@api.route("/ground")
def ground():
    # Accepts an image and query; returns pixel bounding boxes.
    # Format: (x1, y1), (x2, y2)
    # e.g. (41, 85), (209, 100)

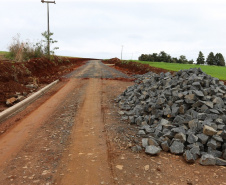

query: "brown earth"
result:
(103, 58), (173, 75)
(0, 60), (225, 185)
(0, 57), (92, 112)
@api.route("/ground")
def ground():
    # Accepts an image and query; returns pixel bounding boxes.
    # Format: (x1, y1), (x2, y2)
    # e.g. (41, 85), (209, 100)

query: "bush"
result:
(7, 34), (45, 62)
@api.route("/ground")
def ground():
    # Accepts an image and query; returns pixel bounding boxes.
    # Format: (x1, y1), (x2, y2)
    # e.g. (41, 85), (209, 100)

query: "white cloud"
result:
(1, 1), (226, 60)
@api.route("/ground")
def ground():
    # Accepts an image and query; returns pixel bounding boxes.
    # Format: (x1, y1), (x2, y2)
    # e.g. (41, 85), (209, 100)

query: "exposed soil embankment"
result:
(0, 57), (90, 110)
(103, 58), (173, 75)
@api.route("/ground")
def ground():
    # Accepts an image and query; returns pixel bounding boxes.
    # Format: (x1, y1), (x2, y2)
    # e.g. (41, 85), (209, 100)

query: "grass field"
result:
(0, 51), (8, 54)
(0, 51), (9, 60)
(133, 60), (226, 80)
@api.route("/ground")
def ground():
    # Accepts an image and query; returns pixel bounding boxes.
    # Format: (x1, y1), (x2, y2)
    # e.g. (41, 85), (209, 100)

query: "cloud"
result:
(1, 1), (226, 60)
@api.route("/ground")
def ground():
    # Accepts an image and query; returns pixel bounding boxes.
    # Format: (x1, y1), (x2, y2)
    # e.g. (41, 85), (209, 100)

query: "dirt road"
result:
(0, 60), (225, 185)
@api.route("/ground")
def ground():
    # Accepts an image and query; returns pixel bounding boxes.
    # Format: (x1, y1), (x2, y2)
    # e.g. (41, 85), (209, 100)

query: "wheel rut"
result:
(55, 78), (114, 185)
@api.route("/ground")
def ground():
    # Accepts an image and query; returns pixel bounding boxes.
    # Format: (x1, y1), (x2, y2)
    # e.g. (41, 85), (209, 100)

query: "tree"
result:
(206, 52), (215, 65)
(41, 31), (59, 56)
(158, 51), (168, 62)
(215, 53), (225, 66)
(178, 55), (188, 64)
(152, 53), (158, 62)
(188, 59), (194, 64)
(139, 54), (149, 61)
(196, 51), (205, 65)
(171, 57), (178, 63)
(157, 51), (172, 62)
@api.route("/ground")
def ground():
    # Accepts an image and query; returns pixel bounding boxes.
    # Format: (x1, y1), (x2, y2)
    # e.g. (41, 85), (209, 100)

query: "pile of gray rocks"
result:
(116, 68), (226, 166)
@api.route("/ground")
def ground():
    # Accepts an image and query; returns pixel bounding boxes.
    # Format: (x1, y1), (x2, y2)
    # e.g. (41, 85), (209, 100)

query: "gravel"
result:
(117, 68), (226, 165)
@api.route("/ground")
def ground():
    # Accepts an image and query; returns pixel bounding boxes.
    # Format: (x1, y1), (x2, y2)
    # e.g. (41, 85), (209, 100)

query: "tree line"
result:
(138, 51), (225, 66)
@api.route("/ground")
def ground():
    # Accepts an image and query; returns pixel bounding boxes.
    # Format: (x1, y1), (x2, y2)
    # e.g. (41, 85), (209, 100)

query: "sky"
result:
(1, 0), (226, 60)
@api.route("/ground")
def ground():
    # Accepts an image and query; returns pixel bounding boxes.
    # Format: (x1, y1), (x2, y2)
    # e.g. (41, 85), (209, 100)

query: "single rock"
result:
(203, 125), (217, 136)
(194, 90), (204, 97)
(215, 158), (226, 166)
(6, 97), (17, 106)
(187, 134), (198, 144)
(213, 97), (224, 108)
(161, 141), (170, 152)
(145, 146), (161, 155)
(207, 139), (218, 150)
(196, 133), (209, 145)
(188, 119), (198, 129)
(173, 115), (185, 125)
(142, 138), (148, 148)
(118, 111), (125, 115)
(174, 132), (186, 143)
(148, 137), (159, 147)
(183, 150), (195, 163)
(199, 154), (216, 166)
(190, 145), (200, 160)
(129, 116), (135, 124)
(135, 116), (143, 125)
(160, 119), (169, 126)
(185, 94), (196, 101)
(212, 135), (223, 142)
(137, 130), (146, 135)
(170, 141), (184, 154)
(201, 101), (213, 109)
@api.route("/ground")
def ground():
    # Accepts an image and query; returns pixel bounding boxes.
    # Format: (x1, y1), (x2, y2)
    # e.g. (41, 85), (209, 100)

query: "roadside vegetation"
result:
(134, 60), (226, 80)
(0, 51), (9, 60)
(0, 51), (9, 54)
(5, 32), (58, 62)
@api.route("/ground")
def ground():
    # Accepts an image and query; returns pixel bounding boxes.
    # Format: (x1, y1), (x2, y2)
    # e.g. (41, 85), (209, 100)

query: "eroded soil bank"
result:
(0, 57), (92, 111)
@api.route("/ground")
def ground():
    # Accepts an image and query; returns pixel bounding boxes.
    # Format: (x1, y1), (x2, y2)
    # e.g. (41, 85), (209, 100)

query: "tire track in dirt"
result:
(55, 78), (114, 184)
(54, 60), (131, 184)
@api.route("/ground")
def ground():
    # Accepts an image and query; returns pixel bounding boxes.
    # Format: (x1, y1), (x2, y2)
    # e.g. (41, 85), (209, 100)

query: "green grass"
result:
(132, 60), (226, 80)
(0, 51), (9, 60)
(0, 51), (9, 54)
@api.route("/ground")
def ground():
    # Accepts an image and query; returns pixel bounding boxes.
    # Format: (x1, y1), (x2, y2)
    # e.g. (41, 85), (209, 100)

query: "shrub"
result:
(7, 34), (45, 62)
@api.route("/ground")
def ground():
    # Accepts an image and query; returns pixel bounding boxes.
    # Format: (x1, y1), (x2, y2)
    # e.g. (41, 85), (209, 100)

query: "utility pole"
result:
(121, 45), (123, 60)
(41, 0), (56, 58)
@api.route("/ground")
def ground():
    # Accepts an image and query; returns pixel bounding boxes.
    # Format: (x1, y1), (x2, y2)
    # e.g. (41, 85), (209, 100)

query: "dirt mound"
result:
(104, 58), (172, 75)
(0, 57), (89, 109)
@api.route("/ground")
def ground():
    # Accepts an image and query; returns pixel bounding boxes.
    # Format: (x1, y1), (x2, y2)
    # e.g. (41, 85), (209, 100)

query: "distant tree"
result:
(139, 54), (149, 61)
(152, 53), (158, 61)
(188, 59), (194, 64)
(196, 51), (205, 65)
(157, 51), (172, 62)
(158, 51), (167, 62)
(171, 57), (178, 63)
(215, 53), (225, 66)
(166, 54), (172, 63)
(178, 55), (188, 64)
(206, 52), (215, 65)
